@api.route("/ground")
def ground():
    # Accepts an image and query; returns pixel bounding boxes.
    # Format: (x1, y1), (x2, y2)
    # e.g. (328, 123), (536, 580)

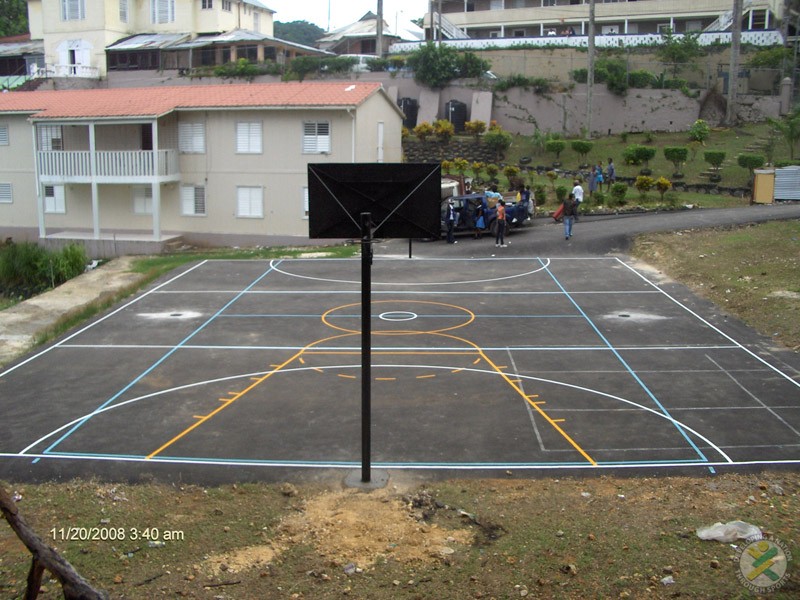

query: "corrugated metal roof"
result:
(0, 39), (44, 57)
(0, 81), (388, 119)
(165, 29), (328, 54)
(774, 166), (800, 201)
(107, 33), (191, 51)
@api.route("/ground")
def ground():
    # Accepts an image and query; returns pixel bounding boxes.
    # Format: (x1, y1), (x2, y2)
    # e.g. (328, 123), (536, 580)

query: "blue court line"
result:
(34, 261), (283, 462)
(30, 451), (712, 469)
(537, 258), (715, 473)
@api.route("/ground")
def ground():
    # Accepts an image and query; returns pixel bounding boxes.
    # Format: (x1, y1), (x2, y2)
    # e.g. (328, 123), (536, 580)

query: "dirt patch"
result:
(272, 488), (472, 570)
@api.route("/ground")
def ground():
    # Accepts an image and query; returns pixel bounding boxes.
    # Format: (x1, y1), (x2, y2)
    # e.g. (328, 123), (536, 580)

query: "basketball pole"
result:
(360, 212), (373, 482)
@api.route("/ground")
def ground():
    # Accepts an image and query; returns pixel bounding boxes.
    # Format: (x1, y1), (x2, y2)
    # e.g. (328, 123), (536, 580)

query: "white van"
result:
(340, 54), (376, 73)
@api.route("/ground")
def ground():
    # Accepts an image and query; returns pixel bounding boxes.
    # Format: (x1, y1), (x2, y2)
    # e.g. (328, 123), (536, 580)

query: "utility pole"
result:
(726, 0), (743, 125)
(377, 0), (384, 56)
(586, 0), (596, 138)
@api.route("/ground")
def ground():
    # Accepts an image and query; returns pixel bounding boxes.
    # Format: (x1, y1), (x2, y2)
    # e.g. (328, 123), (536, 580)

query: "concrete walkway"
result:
(1, 203), (799, 369)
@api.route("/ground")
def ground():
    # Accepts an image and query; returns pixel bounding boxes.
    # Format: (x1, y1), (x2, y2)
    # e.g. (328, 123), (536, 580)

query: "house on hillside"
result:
(0, 81), (405, 255)
(15, 0), (324, 82)
(424, 0), (785, 40)
(316, 11), (423, 55)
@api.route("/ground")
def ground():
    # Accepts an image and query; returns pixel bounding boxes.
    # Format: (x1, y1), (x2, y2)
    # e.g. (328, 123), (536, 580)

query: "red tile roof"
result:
(0, 82), (387, 119)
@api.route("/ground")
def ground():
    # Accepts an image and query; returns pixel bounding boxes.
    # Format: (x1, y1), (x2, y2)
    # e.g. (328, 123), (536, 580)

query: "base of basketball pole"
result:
(344, 469), (389, 490)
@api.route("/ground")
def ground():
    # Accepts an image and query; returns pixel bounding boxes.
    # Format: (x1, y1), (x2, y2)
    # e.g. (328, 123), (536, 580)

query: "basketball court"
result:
(1, 255), (799, 483)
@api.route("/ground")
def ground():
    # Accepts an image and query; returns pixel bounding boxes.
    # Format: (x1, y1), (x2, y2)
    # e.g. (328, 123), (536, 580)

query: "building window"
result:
(0, 183), (12, 204)
(302, 122), (330, 154)
(44, 185), (66, 214)
(151, 0), (175, 24)
(181, 185), (206, 216)
(38, 125), (63, 151)
(236, 122), (262, 154)
(61, 0), (86, 21)
(222, 0), (231, 11)
(0, 124), (8, 146)
(513, 29), (526, 37)
(133, 186), (153, 214)
(119, 0), (127, 22)
(303, 186), (309, 218)
(236, 186), (263, 218)
(253, 12), (260, 31)
(178, 122), (205, 153)
(202, 0), (212, 9)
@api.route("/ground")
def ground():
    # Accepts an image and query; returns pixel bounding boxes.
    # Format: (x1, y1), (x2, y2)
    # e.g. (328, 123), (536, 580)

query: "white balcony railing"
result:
(31, 64), (100, 79)
(37, 150), (179, 181)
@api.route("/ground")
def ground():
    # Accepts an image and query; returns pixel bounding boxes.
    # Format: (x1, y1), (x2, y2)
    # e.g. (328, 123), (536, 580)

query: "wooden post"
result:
(0, 485), (109, 600)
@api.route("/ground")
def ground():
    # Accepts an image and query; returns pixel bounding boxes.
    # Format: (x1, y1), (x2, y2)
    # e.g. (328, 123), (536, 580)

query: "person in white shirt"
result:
(572, 179), (584, 221)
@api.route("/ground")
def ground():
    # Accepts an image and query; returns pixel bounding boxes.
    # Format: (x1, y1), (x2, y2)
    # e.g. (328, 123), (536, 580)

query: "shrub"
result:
(610, 182), (628, 207)
(486, 163), (500, 180)
(737, 153), (766, 179)
(703, 150), (726, 173)
(546, 170), (559, 191)
(592, 190), (607, 206)
(545, 139), (566, 162)
(571, 68), (588, 83)
(503, 165), (522, 187)
(471, 161), (486, 181)
(483, 126), (513, 161)
(434, 119), (455, 143)
(413, 121), (434, 142)
(441, 159), (453, 174)
(453, 157), (470, 177)
(623, 144), (656, 168)
(571, 140), (594, 165)
(533, 184), (547, 206)
(0, 242), (86, 298)
(634, 175), (655, 200)
(464, 120), (487, 141)
(555, 185), (568, 204)
(664, 146), (689, 174)
(688, 119), (710, 143)
(495, 75), (551, 94)
(628, 70), (654, 88)
(655, 176), (673, 202)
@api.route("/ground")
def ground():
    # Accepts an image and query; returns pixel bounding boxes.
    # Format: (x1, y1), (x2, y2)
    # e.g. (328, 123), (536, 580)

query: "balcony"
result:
(37, 150), (180, 184)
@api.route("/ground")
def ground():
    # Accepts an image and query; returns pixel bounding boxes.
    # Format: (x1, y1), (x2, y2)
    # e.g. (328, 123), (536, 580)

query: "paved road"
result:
(376, 203), (800, 258)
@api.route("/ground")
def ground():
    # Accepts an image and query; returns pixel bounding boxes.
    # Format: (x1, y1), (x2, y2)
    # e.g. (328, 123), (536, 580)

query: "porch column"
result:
(89, 123), (100, 239)
(32, 125), (45, 239)
(151, 120), (161, 240)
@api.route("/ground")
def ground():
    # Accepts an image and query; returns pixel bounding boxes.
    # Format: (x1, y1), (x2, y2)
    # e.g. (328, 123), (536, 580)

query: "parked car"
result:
(440, 193), (528, 238)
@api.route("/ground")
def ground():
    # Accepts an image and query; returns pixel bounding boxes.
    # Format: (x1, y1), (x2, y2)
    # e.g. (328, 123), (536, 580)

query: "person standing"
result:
(562, 192), (577, 240)
(445, 199), (458, 244)
(495, 200), (507, 247)
(606, 157), (616, 192)
(588, 164), (598, 198)
(595, 160), (604, 192)
(572, 178), (584, 220)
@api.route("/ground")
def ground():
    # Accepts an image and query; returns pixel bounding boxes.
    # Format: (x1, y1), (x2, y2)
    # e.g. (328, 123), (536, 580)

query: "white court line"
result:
(17, 364), (733, 464)
(0, 261), (209, 379)
(267, 257), (553, 286)
(617, 257), (800, 389)
(706, 354), (800, 438)
(507, 348), (546, 452)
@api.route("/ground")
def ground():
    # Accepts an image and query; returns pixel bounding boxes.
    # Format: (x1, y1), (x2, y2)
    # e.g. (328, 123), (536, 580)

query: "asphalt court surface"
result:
(1, 256), (799, 482)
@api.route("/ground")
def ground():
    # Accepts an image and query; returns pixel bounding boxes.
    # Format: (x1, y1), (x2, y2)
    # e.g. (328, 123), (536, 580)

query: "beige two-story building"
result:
(0, 81), (405, 255)
(25, 0), (279, 78)
(427, 0), (786, 39)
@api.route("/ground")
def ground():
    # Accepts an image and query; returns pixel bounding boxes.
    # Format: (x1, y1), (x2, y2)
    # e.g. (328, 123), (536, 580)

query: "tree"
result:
(571, 140), (594, 167)
(725, 0), (743, 126)
(768, 109), (800, 160)
(405, 42), (489, 88)
(434, 119), (455, 144)
(663, 146), (689, 177)
(483, 126), (512, 161)
(703, 150), (726, 179)
(0, 0), (28, 37)
(545, 139), (566, 164)
(737, 153), (765, 180)
(464, 120), (487, 142)
(655, 176), (673, 203)
(656, 27), (702, 77)
(273, 21), (325, 47)
(413, 121), (434, 143)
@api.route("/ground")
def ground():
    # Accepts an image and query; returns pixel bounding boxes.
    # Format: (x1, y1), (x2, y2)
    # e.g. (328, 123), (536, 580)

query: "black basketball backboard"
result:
(308, 163), (441, 239)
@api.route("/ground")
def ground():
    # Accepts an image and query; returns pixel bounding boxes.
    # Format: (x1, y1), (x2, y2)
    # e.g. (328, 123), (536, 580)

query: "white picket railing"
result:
(37, 150), (179, 180)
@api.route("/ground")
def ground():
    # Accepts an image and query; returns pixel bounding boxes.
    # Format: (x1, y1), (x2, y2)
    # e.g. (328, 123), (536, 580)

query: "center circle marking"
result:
(379, 311), (418, 322)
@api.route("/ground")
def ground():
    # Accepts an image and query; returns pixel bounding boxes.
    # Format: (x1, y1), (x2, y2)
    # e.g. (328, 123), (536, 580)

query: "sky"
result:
(265, 0), (430, 32)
